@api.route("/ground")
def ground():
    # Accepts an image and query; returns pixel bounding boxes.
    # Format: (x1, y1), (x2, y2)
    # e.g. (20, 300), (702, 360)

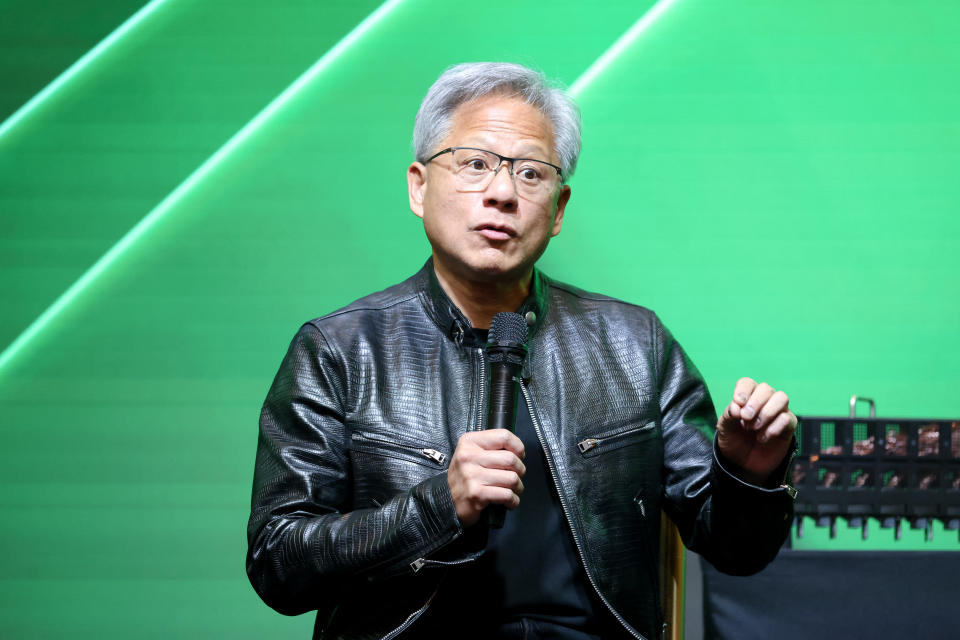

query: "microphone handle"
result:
(486, 355), (522, 529)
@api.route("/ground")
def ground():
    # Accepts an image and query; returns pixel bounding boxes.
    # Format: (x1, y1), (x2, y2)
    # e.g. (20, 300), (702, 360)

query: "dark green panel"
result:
(0, 0), (147, 120)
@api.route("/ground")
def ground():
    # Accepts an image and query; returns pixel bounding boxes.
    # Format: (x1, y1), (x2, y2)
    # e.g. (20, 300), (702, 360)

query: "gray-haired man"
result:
(247, 62), (797, 639)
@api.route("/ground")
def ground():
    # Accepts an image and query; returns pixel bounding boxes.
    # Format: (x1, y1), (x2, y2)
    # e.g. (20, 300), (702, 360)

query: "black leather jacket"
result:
(247, 261), (794, 640)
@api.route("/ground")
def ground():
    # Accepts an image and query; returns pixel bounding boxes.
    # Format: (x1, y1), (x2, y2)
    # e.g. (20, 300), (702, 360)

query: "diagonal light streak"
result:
(0, 0), (407, 374)
(569, 0), (683, 97)
(0, 0), (172, 144)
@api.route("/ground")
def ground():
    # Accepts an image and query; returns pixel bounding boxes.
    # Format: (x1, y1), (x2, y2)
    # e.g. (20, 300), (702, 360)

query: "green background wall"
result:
(2, 0), (958, 635)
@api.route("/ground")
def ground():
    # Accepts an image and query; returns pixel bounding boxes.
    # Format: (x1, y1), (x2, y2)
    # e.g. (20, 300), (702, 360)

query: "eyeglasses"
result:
(424, 146), (564, 200)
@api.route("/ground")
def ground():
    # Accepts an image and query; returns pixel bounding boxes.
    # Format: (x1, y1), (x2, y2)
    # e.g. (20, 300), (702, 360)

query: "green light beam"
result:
(569, 0), (683, 97)
(0, 0), (407, 375)
(0, 0), (172, 144)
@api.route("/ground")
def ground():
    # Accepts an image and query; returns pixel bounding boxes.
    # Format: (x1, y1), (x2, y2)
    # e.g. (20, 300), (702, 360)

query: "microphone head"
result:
(489, 312), (528, 345)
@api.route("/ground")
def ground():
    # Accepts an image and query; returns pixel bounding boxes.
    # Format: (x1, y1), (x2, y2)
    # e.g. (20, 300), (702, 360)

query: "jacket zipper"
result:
(577, 422), (656, 455)
(351, 432), (447, 465)
(410, 551), (483, 573)
(518, 379), (647, 640)
(474, 346), (486, 431)
(378, 589), (438, 640)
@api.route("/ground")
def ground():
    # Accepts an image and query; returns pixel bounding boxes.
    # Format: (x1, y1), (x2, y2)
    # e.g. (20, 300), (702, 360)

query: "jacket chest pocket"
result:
(573, 420), (662, 515)
(349, 431), (449, 506)
(576, 421), (658, 458)
(351, 431), (448, 466)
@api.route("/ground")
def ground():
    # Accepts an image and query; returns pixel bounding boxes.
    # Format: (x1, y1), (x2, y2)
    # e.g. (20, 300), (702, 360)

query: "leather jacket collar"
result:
(415, 258), (548, 344)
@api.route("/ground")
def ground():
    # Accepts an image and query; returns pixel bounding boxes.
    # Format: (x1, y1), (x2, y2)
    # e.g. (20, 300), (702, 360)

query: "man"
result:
(247, 62), (797, 639)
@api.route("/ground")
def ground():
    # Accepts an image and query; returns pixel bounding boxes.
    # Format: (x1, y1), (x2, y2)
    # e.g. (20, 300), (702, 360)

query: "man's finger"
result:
(732, 377), (757, 406)
(741, 382), (774, 426)
(465, 429), (525, 459)
(755, 390), (790, 430)
(758, 411), (797, 444)
(720, 400), (744, 428)
(474, 485), (521, 510)
(472, 449), (526, 476)
(476, 469), (524, 496)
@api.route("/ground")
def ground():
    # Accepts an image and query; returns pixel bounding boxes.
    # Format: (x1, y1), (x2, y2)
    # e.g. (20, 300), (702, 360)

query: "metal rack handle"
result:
(849, 395), (876, 419)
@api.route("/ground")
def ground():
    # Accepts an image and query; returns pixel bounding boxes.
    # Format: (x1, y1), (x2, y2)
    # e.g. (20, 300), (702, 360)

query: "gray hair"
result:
(413, 62), (582, 179)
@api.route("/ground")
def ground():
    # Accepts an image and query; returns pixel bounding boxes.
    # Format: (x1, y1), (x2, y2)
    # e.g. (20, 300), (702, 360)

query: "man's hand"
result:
(447, 429), (526, 527)
(717, 377), (797, 485)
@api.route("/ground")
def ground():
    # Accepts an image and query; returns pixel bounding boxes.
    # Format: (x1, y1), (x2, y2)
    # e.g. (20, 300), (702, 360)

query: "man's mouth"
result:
(474, 223), (516, 241)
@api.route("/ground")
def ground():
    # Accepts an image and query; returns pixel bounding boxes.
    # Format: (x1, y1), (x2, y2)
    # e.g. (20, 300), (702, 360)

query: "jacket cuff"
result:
(416, 470), (464, 543)
(712, 435), (799, 500)
(407, 473), (497, 573)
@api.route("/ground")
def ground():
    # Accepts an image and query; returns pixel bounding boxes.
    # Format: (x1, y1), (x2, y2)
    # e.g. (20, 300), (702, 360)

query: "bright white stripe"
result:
(0, 0), (407, 373)
(569, 0), (683, 97)
(0, 0), (172, 143)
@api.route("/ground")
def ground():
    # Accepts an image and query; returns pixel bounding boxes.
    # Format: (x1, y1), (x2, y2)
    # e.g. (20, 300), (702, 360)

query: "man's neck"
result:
(433, 262), (531, 330)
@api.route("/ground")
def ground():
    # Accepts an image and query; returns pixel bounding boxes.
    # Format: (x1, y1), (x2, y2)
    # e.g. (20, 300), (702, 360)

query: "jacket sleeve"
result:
(246, 323), (463, 615)
(654, 315), (794, 576)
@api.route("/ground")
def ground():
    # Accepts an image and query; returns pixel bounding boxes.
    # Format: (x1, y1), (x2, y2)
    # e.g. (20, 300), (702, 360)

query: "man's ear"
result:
(407, 162), (428, 219)
(551, 185), (571, 237)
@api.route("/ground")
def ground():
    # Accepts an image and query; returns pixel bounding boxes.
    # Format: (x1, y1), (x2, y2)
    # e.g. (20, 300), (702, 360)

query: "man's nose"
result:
(483, 164), (519, 211)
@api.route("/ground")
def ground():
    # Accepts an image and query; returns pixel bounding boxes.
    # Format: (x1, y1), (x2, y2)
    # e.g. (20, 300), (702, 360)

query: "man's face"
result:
(407, 95), (571, 285)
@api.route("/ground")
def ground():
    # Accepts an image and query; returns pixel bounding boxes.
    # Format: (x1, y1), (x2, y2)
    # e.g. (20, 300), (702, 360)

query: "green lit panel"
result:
(792, 517), (960, 552)
(0, 0), (386, 352)
(553, 0), (960, 420)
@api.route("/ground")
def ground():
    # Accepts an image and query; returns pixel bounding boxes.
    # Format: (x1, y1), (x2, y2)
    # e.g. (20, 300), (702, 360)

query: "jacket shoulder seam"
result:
(545, 278), (655, 315)
(307, 290), (421, 326)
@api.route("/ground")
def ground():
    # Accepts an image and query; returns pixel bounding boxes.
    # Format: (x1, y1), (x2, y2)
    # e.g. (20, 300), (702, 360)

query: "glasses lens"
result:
(449, 148), (559, 198)
(451, 148), (498, 186)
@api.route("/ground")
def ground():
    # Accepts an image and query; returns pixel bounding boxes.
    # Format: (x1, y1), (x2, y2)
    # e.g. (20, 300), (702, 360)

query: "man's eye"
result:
(459, 156), (489, 173)
(516, 166), (542, 182)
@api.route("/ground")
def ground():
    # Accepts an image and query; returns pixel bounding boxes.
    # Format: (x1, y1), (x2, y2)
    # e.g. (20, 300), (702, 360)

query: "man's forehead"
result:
(447, 96), (557, 159)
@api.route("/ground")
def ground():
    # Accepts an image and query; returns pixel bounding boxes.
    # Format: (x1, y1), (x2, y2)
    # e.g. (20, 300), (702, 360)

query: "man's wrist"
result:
(713, 435), (799, 493)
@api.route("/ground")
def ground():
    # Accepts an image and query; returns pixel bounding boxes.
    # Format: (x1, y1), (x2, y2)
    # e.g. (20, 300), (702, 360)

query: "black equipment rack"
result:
(792, 396), (960, 540)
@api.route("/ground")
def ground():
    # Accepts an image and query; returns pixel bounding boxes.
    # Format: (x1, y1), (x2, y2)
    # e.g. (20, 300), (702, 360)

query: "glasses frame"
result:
(424, 146), (564, 187)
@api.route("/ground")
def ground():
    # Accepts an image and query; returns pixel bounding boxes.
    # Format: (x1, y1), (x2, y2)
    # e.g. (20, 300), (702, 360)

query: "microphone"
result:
(485, 312), (528, 529)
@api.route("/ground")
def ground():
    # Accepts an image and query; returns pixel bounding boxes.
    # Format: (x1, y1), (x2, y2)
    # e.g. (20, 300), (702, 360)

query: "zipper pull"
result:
(577, 438), (598, 453)
(421, 448), (447, 464)
(453, 322), (465, 347)
(410, 558), (426, 572)
(780, 484), (799, 500)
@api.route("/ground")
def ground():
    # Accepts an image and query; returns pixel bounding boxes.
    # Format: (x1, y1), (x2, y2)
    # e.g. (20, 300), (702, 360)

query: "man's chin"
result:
(446, 259), (530, 286)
